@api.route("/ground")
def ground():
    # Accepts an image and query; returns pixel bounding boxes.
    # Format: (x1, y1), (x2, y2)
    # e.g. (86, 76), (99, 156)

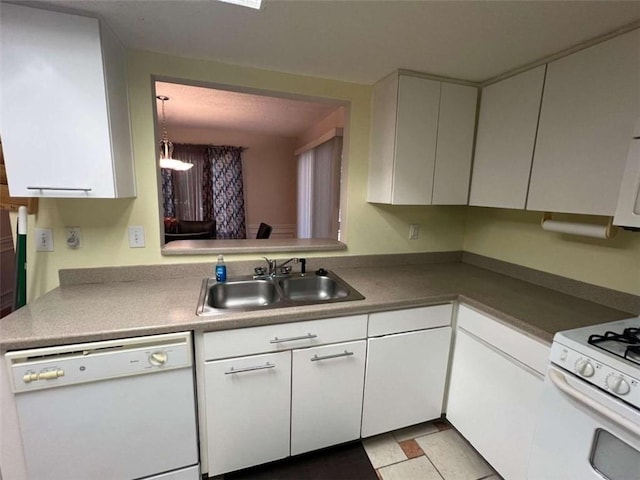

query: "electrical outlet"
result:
(409, 224), (419, 240)
(128, 226), (145, 248)
(65, 227), (82, 249)
(35, 228), (54, 251)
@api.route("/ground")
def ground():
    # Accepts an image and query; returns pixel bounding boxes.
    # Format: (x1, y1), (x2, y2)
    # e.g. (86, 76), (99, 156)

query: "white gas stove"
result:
(550, 316), (640, 409)
(529, 316), (640, 480)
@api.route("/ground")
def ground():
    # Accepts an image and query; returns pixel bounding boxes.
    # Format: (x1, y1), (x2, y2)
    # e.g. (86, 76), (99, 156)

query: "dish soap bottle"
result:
(215, 254), (227, 282)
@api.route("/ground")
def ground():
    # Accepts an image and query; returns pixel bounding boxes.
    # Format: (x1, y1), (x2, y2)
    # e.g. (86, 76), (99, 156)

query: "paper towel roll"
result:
(541, 218), (614, 239)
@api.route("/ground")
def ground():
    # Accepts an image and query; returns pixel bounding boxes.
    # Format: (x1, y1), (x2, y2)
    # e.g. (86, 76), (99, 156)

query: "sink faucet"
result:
(261, 256), (277, 276)
(259, 257), (305, 277)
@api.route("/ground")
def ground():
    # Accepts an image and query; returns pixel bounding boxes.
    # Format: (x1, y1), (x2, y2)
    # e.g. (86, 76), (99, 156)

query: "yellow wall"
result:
(15, 50), (639, 301)
(463, 208), (640, 296)
(18, 50), (467, 300)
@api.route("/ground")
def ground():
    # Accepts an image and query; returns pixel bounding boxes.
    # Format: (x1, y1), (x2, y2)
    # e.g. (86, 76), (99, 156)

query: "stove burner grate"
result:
(588, 327), (640, 366)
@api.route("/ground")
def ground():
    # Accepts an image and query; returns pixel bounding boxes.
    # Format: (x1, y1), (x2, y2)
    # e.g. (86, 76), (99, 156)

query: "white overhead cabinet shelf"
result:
(527, 29), (640, 216)
(367, 72), (477, 205)
(469, 29), (639, 218)
(0, 4), (135, 198)
(469, 66), (546, 209)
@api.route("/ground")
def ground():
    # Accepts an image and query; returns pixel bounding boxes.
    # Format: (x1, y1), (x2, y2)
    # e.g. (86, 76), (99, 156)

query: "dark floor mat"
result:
(225, 442), (378, 480)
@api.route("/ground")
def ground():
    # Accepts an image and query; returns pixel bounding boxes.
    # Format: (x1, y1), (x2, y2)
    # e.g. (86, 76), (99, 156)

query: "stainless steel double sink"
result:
(197, 270), (365, 316)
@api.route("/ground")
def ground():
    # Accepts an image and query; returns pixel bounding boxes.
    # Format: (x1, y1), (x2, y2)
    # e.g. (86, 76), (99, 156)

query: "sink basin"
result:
(278, 275), (349, 301)
(197, 270), (365, 316)
(204, 279), (281, 310)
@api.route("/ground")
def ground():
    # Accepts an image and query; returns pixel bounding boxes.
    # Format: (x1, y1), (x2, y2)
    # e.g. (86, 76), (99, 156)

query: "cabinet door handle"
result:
(27, 186), (92, 192)
(270, 333), (317, 344)
(311, 350), (354, 362)
(225, 362), (276, 375)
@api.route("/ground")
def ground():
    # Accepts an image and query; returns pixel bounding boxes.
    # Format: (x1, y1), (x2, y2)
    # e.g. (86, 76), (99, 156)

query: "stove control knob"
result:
(575, 359), (595, 377)
(149, 351), (168, 367)
(606, 375), (630, 395)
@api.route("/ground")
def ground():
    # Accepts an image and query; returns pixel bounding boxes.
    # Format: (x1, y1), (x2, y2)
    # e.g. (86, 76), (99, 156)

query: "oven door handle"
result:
(549, 369), (640, 438)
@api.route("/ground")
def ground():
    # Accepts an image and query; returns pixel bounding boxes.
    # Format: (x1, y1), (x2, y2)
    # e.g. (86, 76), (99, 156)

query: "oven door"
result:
(528, 364), (640, 480)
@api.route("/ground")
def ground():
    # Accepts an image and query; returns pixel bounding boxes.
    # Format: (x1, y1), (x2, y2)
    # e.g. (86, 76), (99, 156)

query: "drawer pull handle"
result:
(311, 350), (354, 362)
(270, 333), (317, 344)
(27, 186), (92, 192)
(225, 362), (275, 375)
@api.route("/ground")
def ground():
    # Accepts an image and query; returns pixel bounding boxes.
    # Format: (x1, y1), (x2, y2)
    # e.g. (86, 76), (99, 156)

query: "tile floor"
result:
(363, 420), (502, 480)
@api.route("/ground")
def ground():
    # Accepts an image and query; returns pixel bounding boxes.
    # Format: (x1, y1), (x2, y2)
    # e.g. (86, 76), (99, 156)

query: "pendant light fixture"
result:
(157, 95), (193, 171)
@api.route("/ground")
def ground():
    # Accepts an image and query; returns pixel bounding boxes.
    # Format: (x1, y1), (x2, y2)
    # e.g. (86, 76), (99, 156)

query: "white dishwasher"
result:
(5, 331), (200, 480)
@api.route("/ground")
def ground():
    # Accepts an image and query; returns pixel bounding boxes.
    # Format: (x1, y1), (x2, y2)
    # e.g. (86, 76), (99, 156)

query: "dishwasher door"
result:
(6, 332), (200, 480)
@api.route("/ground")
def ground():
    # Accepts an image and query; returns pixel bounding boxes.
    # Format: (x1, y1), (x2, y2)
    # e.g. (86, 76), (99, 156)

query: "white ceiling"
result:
(10, 0), (640, 135)
(155, 81), (342, 136)
(13, 0), (640, 84)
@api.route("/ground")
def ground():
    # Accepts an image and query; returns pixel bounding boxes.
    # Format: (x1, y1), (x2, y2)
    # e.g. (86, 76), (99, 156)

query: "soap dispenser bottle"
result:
(215, 254), (227, 282)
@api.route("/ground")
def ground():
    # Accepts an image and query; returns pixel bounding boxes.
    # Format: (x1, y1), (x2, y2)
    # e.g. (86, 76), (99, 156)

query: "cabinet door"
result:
(0, 4), (133, 198)
(291, 340), (366, 455)
(528, 30), (640, 215)
(361, 327), (451, 438)
(392, 75), (441, 204)
(432, 83), (478, 205)
(447, 328), (544, 480)
(368, 73), (399, 204)
(469, 66), (546, 209)
(204, 351), (291, 476)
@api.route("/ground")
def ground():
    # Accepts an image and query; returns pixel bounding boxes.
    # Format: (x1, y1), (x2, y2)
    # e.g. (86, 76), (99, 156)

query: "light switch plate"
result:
(128, 226), (145, 248)
(409, 224), (419, 240)
(35, 228), (54, 251)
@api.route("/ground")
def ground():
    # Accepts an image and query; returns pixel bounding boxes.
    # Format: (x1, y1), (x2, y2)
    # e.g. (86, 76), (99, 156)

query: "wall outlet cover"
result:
(409, 224), (419, 240)
(65, 227), (82, 249)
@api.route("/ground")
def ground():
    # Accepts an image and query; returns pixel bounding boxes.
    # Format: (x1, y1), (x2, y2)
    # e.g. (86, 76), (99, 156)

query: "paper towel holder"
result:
(541, 213), (618, 239)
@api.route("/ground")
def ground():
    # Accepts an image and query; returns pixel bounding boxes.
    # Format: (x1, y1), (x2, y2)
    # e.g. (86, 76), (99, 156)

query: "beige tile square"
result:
(362, 433), (407, 469)
(416, 429), (494, 480)
(393, 422), (440, 442)
(378, 456), (443, 480)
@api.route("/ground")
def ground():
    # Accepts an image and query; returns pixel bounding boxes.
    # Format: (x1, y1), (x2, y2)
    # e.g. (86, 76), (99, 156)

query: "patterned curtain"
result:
(205, 146), (246, 239)
(161, 169), (175, 218)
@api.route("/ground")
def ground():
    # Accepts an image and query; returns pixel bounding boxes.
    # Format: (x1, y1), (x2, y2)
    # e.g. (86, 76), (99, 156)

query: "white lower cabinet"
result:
(204, 351), (291, 476)
(200, 303), (551, 478)
(291, 340), (367, 455)
(201, 315), (368, 477)
(446, 305), (550, 480)
(361, 305), (453, 437)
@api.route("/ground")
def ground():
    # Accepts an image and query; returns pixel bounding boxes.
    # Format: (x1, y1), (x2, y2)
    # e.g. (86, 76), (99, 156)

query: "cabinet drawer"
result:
(457, 304), (549, 375)
(368, 304), (452, 337)
(203, 315), (368, 360)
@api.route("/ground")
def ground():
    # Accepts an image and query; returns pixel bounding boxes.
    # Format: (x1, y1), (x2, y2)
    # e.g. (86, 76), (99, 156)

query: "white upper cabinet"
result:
(469, 66), (546, 209)
(614, 118), (640, 228)
(527, 30), (640, 216)
(367, 72), (477, 205)
(0, 4), (135, 198)
(432, 83), (479, 205)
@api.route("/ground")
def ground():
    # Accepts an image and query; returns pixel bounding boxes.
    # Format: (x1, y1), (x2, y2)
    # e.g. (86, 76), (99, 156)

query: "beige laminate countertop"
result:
(0, 262), (634, 351)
